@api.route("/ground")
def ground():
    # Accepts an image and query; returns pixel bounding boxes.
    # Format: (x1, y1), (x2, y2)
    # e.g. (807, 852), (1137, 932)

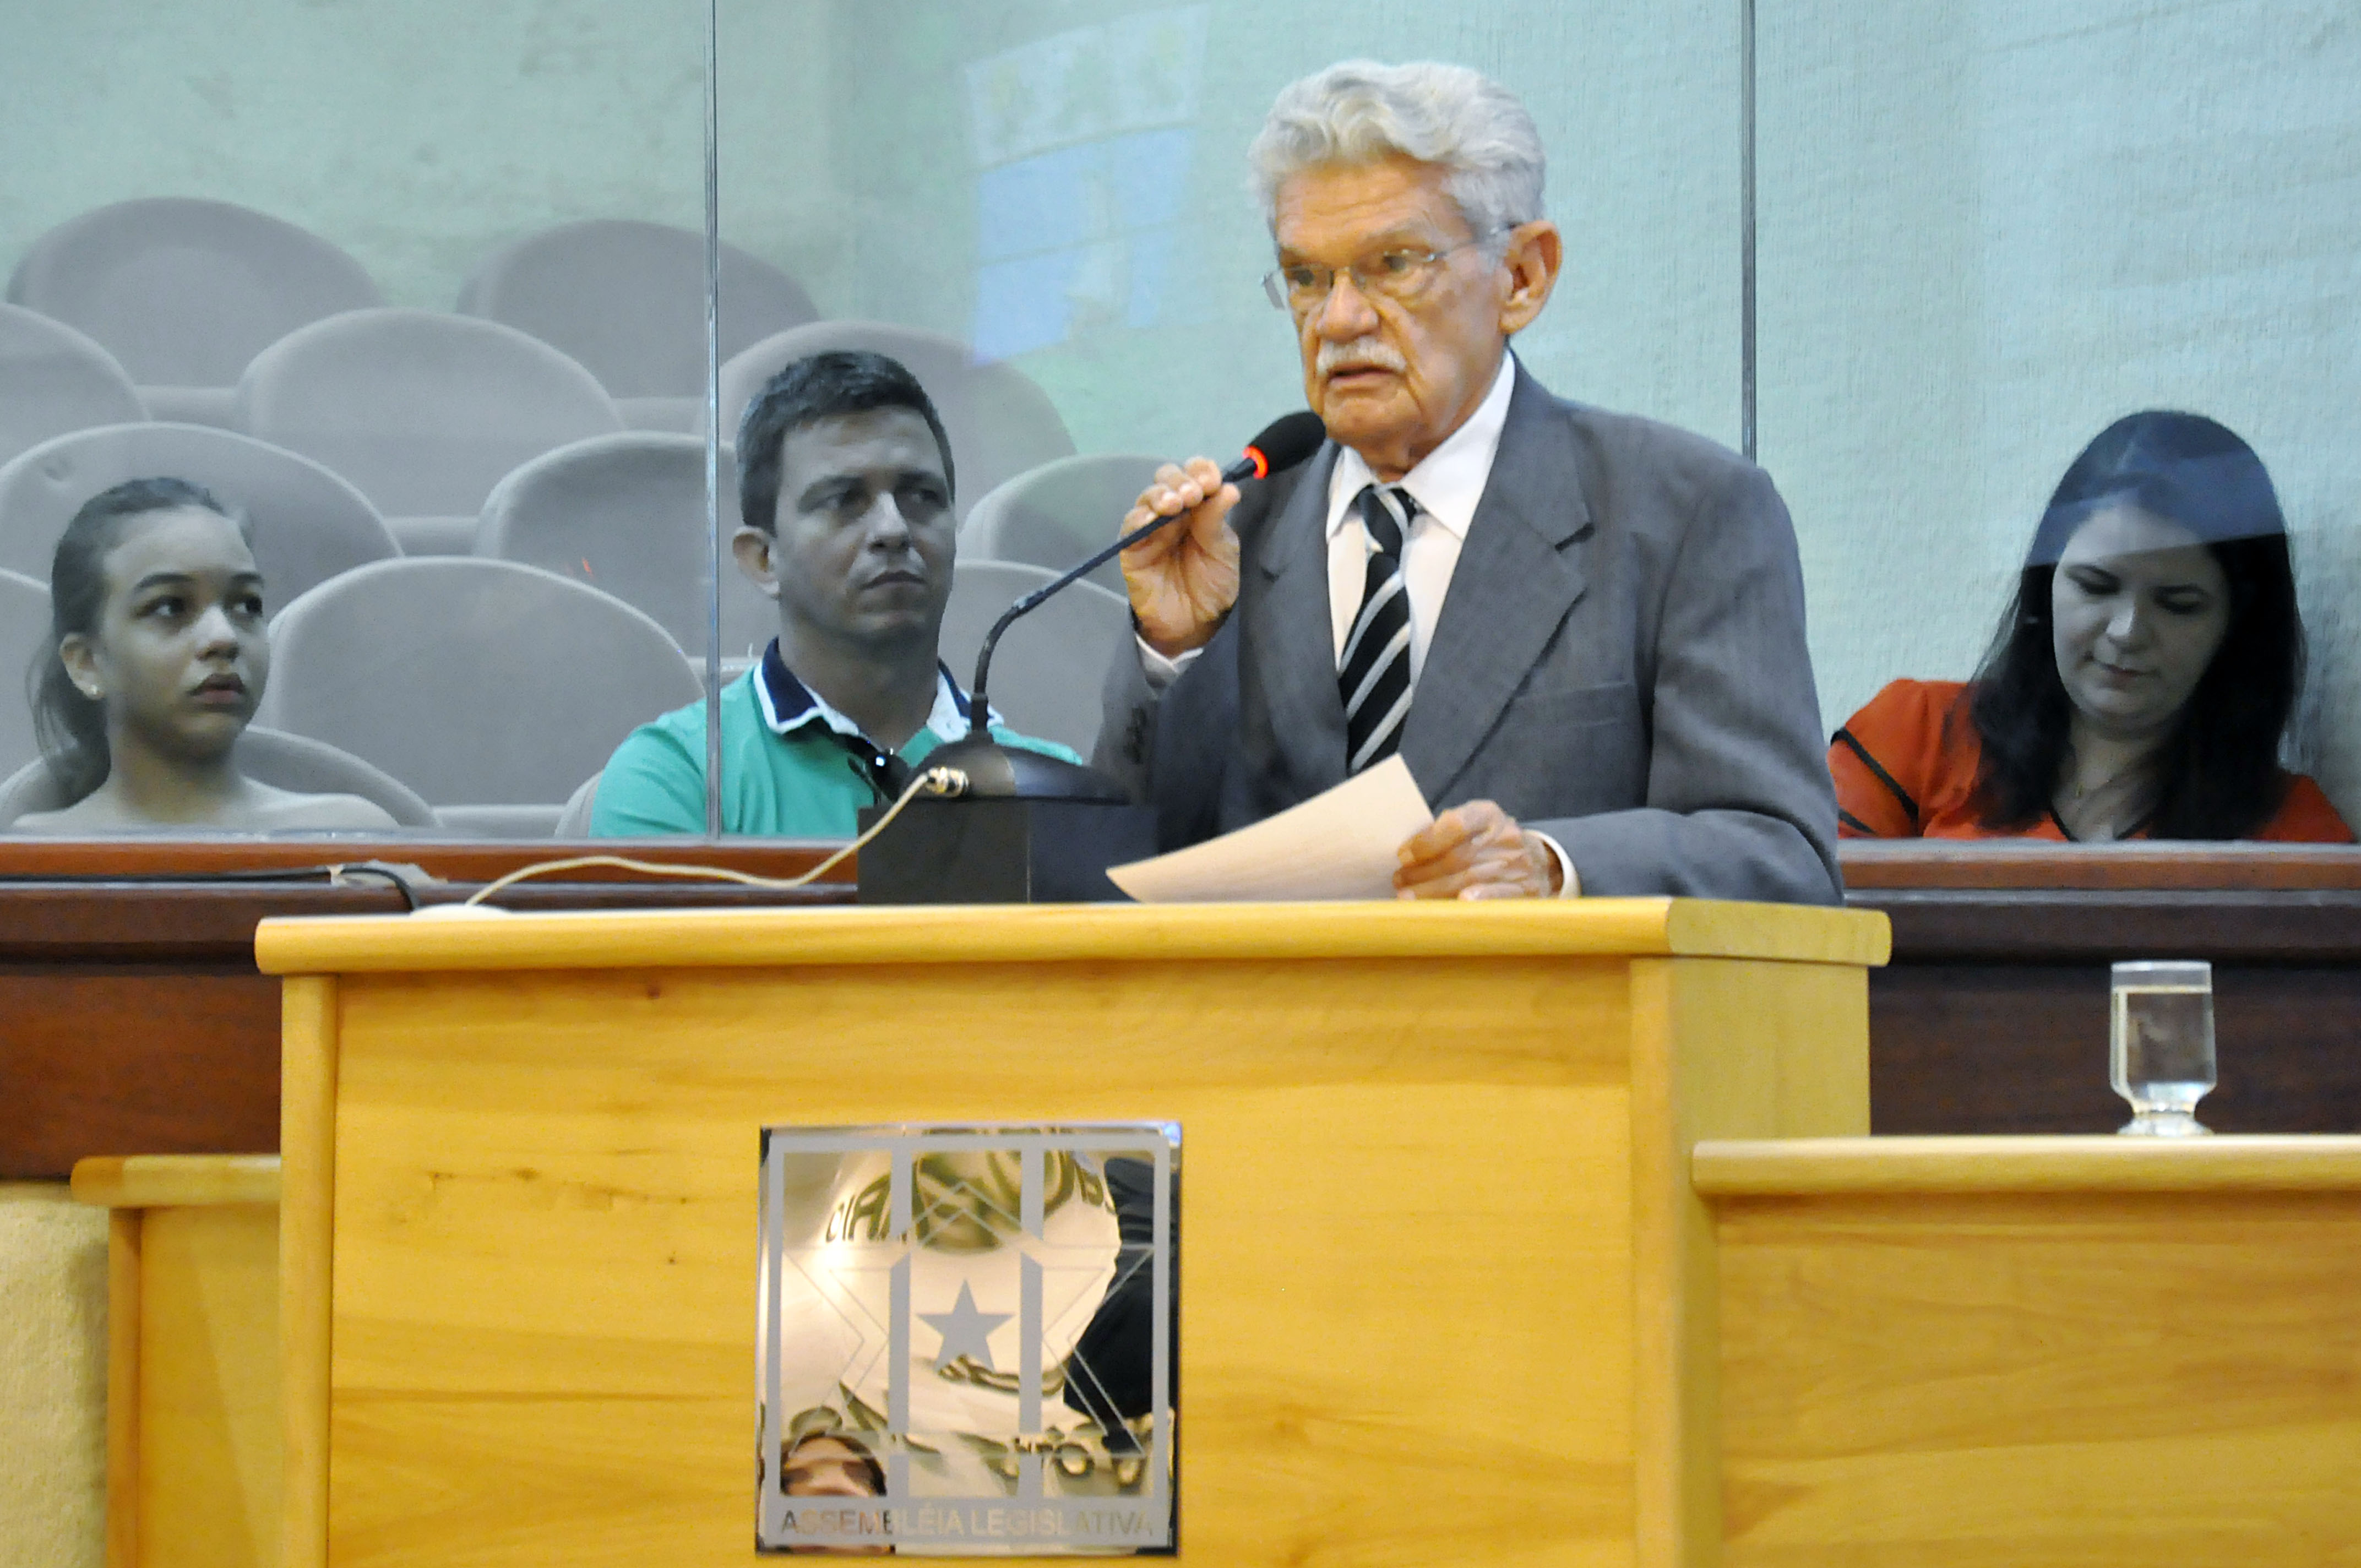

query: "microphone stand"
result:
(860, 412), (1323, 898)
(856, 513), (1174, 899)
(969, 507), (1186, 740)
(925, 507), (1193, 802)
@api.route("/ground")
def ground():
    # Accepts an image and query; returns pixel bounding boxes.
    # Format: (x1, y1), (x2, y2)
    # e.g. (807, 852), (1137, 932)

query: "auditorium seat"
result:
(5, 198), (382, 428)
(237, 308), (623, 556)
(473, 432), (772, 662)
(458, 219), (818, 432)
(0, 304), (148, 470)
(0, 568), (49, 783)
(715, 323), (1074, 524)
(937, 559), (1128, 758)
(255, 557), (698, 834)
(0, 725), (438, 831)
(0, 423), (400, 607)
(959, 452), (1165, 594)
(554, 771), (601, 837)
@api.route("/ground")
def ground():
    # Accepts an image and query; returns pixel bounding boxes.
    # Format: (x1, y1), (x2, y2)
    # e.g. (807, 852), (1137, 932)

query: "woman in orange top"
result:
(1832, 411), (2352, 843)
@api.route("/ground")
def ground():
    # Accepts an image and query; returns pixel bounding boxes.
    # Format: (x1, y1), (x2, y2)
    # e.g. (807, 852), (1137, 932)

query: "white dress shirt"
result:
(1321, 351), (1515, 676)
(1138, 352), (1575, 893)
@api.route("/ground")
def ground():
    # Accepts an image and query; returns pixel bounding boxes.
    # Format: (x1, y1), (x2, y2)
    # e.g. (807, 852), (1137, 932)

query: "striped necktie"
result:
(1339, 483), (1416, 773)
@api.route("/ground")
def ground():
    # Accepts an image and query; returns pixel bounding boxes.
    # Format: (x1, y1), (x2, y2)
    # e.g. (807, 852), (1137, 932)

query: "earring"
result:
(77, 682), (101, 700)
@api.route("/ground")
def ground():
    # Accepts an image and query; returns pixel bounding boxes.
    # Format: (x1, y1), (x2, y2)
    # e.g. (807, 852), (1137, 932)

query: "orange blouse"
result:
(1830, 679), (2354, 842)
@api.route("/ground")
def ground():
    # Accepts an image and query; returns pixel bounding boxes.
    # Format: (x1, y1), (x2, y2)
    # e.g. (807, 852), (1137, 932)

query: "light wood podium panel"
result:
(1698, 1135), (2361, 1566)
(72, 1155), (284, 1568)
(257, 899), (1886, 1568)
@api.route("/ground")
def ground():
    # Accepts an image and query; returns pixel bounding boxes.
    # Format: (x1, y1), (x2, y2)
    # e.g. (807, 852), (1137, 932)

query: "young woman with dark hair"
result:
(11, 478), (395, 835)
(1831, 410), (2351, 842)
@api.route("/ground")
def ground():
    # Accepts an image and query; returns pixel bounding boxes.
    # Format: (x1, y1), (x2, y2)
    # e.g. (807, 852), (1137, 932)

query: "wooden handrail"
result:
(1694, 1134), (2361, 1194)
(71, 1154), (282, 1208)
(1838, 840), (2361, 890)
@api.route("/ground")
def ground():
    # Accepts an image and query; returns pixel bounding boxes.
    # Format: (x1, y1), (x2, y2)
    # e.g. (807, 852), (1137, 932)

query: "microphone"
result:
(926, 411), (1328, 801)
(1217, 409), (1334, 486)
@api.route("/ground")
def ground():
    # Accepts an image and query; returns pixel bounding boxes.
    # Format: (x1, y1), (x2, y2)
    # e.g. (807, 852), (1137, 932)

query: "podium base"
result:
(855, 798), (1155, 903)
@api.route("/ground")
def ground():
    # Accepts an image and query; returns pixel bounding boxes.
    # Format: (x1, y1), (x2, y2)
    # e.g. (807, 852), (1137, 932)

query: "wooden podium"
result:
(1698, 1135), (2361, 1564)
(255, 899), (1887, 1568)
(72, 1154), (283, 1568)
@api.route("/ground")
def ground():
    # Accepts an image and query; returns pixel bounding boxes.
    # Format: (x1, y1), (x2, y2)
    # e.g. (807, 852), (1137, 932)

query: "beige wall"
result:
(0, 1186), (107, 1568)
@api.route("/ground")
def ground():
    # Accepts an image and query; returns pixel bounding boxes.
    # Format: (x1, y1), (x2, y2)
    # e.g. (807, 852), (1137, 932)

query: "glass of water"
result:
(2110, 960), (2216, 1136)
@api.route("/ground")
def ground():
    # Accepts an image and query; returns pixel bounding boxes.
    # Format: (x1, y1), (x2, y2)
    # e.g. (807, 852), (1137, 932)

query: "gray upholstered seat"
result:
(553, 771), (602, 837)
(937, 559), (1129, 759)
(0, 568), (50, 783)
(959, 453), (1166, 595)
(0, 422), (399, 606)
(5, 198), (380, 428)
(0, 304), (148, 470)
(472, 432), (772, 662)
(458, 219), (817, 432)
(0, 724), (438, 832)
(255, 557), (699, 820)
(714, 323), (1074, 524)
(236, 308), (623, 556)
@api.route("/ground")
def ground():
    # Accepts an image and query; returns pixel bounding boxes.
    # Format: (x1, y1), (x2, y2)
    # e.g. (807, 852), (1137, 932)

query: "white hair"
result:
(1248, 61), (1546, 247)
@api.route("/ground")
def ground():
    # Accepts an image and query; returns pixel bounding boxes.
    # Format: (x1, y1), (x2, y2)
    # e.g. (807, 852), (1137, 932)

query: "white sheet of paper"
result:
(1107, 754), (1435, 903)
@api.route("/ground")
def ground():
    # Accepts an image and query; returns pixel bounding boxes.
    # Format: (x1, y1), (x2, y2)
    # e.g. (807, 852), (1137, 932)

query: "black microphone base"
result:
(855, 798), (1155, 904)
(917, 736), (1132, 802)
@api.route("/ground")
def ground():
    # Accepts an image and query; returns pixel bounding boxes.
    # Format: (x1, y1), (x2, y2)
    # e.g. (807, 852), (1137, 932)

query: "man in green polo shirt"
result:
(591, 350), (1077, 837)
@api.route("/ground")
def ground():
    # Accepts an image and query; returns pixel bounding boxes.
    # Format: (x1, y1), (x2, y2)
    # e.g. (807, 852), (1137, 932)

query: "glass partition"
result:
(1760, 0), (2361, 841)
(746, 3), (1747, 460)
(0, 0), (714, 841)
(2, 0), (1768, 851)
(709, 0), (1745, 840)
(11, 2), (2354, 856)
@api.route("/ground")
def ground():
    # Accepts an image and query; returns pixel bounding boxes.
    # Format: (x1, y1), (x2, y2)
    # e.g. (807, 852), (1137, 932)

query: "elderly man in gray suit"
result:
(1096, 59), (1840, 904)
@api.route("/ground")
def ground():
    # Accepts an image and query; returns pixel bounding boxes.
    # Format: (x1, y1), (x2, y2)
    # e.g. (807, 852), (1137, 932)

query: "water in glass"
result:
(2109, 961), (2215, 1136)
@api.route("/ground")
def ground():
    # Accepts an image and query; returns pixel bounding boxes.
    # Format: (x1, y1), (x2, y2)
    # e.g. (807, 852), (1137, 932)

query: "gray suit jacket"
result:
(1095, 364), (1842, 904)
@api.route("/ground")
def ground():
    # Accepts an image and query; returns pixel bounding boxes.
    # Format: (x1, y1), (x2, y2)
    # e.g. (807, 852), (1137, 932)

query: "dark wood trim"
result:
(0, 880), (852, 962)
(1854, 881), (2361, 1137)
(1868, 961), (2361, 1135)
(3, 961), (282, 1178)
(1852, 888), (2361, 963)
(14, 846), (2361, 1178)
(1839, 840), (2361, 890)
(0, 876), (854, 1178)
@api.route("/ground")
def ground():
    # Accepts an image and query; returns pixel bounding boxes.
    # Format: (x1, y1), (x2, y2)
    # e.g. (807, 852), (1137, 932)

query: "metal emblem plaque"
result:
(758, 1124), (1177, 1555)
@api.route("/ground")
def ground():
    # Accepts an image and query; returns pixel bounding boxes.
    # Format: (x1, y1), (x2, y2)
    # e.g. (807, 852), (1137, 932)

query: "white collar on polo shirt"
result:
(752, 640), (988, 745)
(1324, 350), (1518, 545)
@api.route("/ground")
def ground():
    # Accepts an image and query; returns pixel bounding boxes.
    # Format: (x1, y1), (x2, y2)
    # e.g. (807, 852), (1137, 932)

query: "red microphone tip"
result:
(1245, 445), (1271, 480)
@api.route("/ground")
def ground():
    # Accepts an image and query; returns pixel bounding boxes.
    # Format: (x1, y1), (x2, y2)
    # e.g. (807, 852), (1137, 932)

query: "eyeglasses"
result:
(1261, 236), (1495, 313)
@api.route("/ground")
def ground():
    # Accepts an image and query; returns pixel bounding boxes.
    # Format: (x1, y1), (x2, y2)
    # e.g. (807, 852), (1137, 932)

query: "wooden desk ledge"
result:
(1693, 1135), (2361, 1195)
(1838, 837), (2361, 890)
(71, 1153), (282, 1209)
(254, 895), (1890, 974)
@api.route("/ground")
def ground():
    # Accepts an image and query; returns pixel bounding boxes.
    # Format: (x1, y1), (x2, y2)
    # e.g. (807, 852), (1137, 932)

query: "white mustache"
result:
(1316, 337), (1406, 377)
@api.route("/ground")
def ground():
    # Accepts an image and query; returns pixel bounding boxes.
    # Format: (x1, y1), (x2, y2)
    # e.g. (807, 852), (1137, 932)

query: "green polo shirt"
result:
(589, 641), (1081, 839)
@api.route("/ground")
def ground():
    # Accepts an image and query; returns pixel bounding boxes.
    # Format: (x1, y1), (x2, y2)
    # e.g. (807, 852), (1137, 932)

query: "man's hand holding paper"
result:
(1394, 801), (1566, 900)
(1108, 756), (1434, 903)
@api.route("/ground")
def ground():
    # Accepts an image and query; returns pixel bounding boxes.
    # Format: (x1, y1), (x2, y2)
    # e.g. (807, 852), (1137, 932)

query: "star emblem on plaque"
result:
(757, 1125), (1178, 1555)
